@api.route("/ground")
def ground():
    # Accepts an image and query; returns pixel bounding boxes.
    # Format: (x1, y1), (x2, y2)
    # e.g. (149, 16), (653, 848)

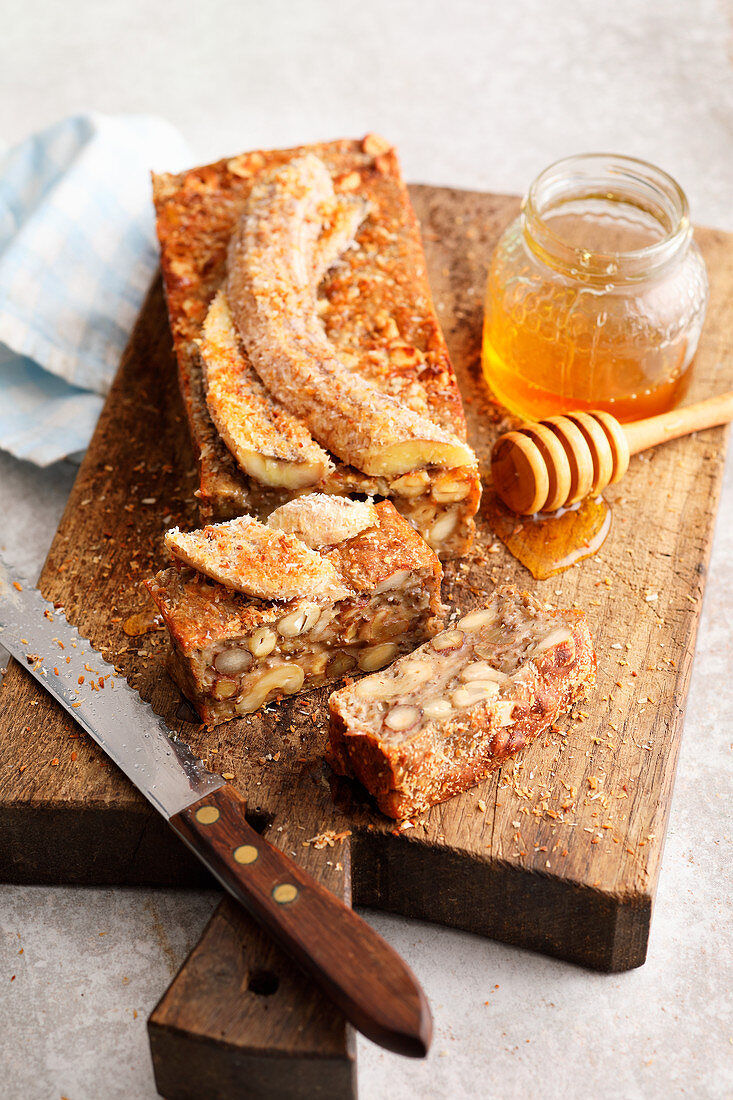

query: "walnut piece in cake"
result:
(328, 586), (596, 819)
(147, 499), (445, 725)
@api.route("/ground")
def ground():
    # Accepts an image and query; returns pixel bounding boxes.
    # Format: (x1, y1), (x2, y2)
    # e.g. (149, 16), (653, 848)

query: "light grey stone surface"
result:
(1, 2), (732, 1097)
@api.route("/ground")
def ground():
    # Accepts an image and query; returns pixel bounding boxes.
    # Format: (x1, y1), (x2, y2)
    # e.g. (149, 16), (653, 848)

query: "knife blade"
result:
(0, 554), (432, 1058)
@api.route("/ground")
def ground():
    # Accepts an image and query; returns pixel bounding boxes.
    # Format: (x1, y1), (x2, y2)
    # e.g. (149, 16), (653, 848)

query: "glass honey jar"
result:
(482, 154), (709, 422)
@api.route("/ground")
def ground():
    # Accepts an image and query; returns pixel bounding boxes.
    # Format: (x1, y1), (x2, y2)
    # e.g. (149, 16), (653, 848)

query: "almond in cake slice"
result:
(328, 586), (596, 819)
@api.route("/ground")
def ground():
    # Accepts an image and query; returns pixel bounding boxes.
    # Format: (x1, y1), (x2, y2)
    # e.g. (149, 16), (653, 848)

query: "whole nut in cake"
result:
(422, 698), (453, 720)
(327, 651), (358, 679)
(247, 626), (277, 657)
(385, 705), (422, 732)
(375, 569), (412, 594)
(364, 607), (411, 642)
(451, 681), (500, 708)
(212, 678), (239, 700)
(390, 472), (430, 498)
(214, 647), (254, 675)
(428, 510), (459, 549)
(458, 609), (497, 631)
(533, 628), (573, 653)
(359, 642), (399, 672)
(394, 658), (433, 691)
(277, 605), (322, 638)
(354, 674), (394, 701)
(362, 133), (393, 157)
(460, 662), (505, 683)
(432, 629), (464, 653)
(432, 474), (471, 503)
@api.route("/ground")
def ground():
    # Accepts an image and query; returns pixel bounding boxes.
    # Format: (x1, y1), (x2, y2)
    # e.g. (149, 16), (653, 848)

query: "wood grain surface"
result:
(0, 187), (731, 1098)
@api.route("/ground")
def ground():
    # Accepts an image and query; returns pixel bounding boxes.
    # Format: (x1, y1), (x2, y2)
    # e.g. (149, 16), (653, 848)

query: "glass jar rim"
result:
(522, 153), (692, 282)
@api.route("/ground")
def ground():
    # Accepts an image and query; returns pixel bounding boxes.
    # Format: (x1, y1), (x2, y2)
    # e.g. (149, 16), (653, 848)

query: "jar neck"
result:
(521, 154), (692, 286)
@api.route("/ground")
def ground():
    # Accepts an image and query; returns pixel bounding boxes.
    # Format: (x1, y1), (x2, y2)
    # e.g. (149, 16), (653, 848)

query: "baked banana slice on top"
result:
(198, 291), (333, 491)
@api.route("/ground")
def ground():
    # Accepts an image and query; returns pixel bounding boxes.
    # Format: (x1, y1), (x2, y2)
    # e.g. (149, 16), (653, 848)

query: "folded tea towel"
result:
(0, 114), (191, 465)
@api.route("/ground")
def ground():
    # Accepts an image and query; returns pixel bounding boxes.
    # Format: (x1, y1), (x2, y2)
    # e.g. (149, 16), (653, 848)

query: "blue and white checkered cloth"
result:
(0, 114), (191, 465)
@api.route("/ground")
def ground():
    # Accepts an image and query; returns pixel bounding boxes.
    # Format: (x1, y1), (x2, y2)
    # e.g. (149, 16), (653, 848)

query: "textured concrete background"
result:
(1, 2), (732, 1097)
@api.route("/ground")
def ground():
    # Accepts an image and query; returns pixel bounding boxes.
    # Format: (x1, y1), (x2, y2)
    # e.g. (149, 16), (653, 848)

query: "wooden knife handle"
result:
(169, 784), (432, 1058)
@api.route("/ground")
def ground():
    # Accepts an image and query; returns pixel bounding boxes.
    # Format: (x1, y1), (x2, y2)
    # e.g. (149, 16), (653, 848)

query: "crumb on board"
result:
(302, 829), (352, 849)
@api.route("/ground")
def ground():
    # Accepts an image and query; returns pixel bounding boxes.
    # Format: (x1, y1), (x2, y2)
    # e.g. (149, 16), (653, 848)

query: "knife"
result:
(0, 555), (432, 1058)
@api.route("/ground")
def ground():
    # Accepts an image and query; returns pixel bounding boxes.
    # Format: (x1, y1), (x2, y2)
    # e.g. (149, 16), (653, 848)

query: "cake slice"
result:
(146, 499), (444, 725)
(328, 587), (596, 819)
(152, 135), (482, 559)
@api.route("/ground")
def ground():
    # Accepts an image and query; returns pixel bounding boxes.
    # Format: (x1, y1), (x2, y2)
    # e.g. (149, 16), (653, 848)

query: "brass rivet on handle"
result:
(272, 883), (298, 904)
(233, 844), (259, 865)
(195, 805), (220, 825)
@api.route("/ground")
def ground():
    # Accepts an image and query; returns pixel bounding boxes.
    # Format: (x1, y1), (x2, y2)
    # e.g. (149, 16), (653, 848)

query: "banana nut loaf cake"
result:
(146, 496), (445, 725)
(328, 586), (596, 818)
(152, 135), (481, 560)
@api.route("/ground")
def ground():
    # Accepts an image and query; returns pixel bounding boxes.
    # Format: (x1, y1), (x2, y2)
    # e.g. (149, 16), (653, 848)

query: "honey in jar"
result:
(482, 154), (708, 422)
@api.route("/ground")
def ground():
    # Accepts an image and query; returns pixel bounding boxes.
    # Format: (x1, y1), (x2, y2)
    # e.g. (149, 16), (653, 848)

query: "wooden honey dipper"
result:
(491, 391), (733, 515)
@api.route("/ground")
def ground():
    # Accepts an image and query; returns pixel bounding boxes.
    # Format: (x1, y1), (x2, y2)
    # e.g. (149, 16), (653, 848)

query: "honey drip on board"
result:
(486, 491), (611, 580)
(123, 608), (162, 637)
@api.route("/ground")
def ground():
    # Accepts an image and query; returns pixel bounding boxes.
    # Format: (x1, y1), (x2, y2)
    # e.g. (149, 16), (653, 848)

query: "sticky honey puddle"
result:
(485, 490), (612, 579)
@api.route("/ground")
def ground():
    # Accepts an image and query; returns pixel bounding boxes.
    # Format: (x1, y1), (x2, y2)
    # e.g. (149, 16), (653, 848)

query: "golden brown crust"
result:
(327, 589), (596, 819)
(164, 514), (349, 602)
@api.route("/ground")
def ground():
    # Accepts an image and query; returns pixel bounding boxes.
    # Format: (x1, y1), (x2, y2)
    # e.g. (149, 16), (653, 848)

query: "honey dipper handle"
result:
(622, 391), (733, 456)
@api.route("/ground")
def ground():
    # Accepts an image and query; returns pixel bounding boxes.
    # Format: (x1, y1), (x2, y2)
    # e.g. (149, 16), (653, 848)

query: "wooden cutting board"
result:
(1, 186), (731, 1100)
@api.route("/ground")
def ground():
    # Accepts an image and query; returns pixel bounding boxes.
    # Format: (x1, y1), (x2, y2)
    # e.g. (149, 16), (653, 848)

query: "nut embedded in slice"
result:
(267, 494), (379, 548)
(164, 514), (349, 602)
(199, 291), (333, 490)
(328, 585), (596, 819)
(226, 153), (477, 478)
